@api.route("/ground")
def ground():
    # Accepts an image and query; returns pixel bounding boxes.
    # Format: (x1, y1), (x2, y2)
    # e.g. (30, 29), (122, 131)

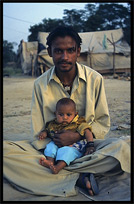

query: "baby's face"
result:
(56, 104), (76, 124)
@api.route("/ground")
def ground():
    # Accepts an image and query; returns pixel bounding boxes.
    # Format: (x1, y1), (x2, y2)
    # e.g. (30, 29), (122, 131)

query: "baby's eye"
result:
(67, 113), (71, 116)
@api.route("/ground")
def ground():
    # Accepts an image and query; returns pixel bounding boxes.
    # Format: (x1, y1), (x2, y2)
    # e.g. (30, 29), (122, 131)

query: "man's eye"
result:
(54, 49), (62, 54)
(59, 113), (63, 116)
(67, 47), (76, 53)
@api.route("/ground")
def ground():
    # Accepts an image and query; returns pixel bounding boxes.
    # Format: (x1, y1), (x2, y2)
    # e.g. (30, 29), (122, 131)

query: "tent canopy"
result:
(17, 40), (38, 74)
(18, 28), (130, 76)
(37, 28), (130, 73)
(37, 28), (130, 55)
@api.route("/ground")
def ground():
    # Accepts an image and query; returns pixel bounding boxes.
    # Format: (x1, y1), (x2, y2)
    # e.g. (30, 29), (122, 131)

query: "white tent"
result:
(78, 28), (130, 73)
(17, 28), (130, 76)
(17, 40), (38, 75)
(37, 28), (130, 74)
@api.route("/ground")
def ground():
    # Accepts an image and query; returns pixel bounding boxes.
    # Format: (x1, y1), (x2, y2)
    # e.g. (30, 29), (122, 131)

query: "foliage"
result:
(63, 9), (85, 32)
(28, 3), (131, 45)
(3, 40), (17, 66)
(3, 65), (23, 77)
(28, 18), (65, 41)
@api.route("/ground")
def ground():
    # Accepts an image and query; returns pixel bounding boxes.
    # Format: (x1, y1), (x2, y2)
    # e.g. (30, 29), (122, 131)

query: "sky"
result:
(3, 3), (88, 52)
(3, 2), (128, 52)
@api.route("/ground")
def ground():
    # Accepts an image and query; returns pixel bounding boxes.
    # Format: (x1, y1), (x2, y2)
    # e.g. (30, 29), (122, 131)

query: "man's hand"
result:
(38, 131), (47, 140)
(53, 130), (81, 147)
(84, 146), (95, 156)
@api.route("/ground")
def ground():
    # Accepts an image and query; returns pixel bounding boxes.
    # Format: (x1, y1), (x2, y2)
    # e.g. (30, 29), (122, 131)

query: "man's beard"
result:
(56, 61), (74, 72)
(59, 67), (73, 72)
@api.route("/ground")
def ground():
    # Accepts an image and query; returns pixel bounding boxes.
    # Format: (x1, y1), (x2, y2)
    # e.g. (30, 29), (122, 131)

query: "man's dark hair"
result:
(46, 26), (82, 48)
(56, 98), (76, 112)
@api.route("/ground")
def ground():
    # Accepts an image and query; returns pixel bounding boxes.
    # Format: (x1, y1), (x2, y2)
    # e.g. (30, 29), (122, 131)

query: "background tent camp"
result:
(17, 28), (130, 76)
(17, 40), (38, 75)
(17, 35), (53, 76)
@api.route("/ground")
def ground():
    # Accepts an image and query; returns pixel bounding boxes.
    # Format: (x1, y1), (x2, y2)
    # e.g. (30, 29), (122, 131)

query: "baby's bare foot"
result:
(49, 163), (59, 174)
(39, 157), (53, 168)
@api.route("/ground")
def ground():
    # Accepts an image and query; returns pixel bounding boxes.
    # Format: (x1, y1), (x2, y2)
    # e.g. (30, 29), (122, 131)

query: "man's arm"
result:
(31, 82), (45, 140)
(53, 130), (82, 147)
(90, 76), (110, 139)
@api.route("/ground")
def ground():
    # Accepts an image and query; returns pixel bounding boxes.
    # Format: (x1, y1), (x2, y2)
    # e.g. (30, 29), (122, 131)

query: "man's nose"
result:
(61, 51), (68, 60)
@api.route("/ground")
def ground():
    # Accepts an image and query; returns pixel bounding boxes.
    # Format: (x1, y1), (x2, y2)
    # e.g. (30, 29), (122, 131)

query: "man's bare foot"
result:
(84, 177), (94, 196)
(39, 157), (53, 168)
(76, 173), (99, 196)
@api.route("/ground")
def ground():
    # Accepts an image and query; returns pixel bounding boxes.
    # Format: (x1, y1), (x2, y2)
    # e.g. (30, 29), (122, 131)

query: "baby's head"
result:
(55, 98), (77, 124)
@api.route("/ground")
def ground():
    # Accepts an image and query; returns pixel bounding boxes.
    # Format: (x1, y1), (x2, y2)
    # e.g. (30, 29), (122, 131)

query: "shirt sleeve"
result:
(75, 116), (92, 136)
(77, 122), (92, 136)
(90, 76), (110, 139)
(31, 81), (45, 139)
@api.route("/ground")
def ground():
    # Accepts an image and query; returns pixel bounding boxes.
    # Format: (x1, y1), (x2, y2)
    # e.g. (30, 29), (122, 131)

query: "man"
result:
(31, 26), (110, 196)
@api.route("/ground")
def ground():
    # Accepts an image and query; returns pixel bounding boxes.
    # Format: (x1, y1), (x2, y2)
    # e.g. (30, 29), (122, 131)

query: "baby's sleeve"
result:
(76, 117), (92, 136)
(77, 122), (92, 136)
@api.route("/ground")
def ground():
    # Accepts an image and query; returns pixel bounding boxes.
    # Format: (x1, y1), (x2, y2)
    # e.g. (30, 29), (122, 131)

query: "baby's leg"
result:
(39, 156), (54, 168)
(40, 141), (58, 168)
(50, 160), (66, 174)
(49, 146), (82, 174)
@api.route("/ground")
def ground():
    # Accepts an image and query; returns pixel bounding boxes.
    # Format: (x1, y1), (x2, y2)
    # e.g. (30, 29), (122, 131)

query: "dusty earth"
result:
(3, 75), (131, 201)
(3, 76), (131, 141)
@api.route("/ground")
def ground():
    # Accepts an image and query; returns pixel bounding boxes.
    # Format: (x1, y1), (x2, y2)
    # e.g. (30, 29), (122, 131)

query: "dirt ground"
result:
(3, 76), (131, 141)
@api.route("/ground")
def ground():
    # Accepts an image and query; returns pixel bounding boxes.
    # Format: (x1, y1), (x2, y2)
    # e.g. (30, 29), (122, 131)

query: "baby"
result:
(39, 98), (95, 174)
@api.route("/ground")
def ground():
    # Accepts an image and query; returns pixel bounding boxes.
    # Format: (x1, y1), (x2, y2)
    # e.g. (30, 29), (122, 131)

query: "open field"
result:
(3, 75), (131, 201)
(3, 76), (131, 141)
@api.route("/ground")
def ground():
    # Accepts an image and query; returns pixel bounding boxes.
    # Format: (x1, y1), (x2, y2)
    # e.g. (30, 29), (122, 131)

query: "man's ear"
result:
(77, 47), (81, 57)
(47, 47), (52, 57)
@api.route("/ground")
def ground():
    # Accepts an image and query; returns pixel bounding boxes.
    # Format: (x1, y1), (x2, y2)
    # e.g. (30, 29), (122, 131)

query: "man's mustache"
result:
(58, 61), (72, 65)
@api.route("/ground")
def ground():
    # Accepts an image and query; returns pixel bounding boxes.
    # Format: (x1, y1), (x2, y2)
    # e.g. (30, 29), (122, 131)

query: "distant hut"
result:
(18, 28), (130, 76)
(17, 40), (38, 76)
(37, 28), (130, 75)
(78, 28), (130, 74)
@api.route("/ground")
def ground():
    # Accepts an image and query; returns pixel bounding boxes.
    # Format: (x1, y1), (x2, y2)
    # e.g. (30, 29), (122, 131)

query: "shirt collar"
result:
(48, 62), (86, 84)
(72, 114), (79, 123)
(76, 62), (86, 82)
(48, 66), (60, 84)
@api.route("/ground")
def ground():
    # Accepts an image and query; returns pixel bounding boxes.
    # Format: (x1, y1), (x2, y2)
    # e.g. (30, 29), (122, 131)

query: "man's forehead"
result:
(51, 36), (76, 46)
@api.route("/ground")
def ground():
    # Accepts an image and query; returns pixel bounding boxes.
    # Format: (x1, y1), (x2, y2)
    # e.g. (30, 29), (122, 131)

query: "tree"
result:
(27, 3), (131, 45)
(28, 23), (45, 42)
(83, 3), (131, 44)
(28, 18), (65, 42)
(3, 40), (17, 66)
(121, 3), (131, 45)
(63, 9), (85, 32)
(95, 3), (130, 30)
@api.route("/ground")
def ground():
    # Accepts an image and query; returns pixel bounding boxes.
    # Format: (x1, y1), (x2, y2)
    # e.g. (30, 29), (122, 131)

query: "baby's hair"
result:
(46, 26), (82, 48)
(56, 98), (76, 112)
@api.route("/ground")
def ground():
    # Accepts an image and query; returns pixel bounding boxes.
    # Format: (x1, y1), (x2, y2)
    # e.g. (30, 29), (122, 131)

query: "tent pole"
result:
(30, 51), (34, 77)
(108, 33), (116, 76)
(111, 33), (116, 76)
(89, 51), (92, 68)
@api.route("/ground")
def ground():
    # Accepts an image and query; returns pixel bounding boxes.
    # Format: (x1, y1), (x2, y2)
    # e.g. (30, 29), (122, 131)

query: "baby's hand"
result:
(84, 146), (95, 156)
(38, 131), (47, 140)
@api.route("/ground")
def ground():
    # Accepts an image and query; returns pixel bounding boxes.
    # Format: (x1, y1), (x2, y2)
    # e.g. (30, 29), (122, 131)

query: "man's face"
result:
(47, 36), (81, 73)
